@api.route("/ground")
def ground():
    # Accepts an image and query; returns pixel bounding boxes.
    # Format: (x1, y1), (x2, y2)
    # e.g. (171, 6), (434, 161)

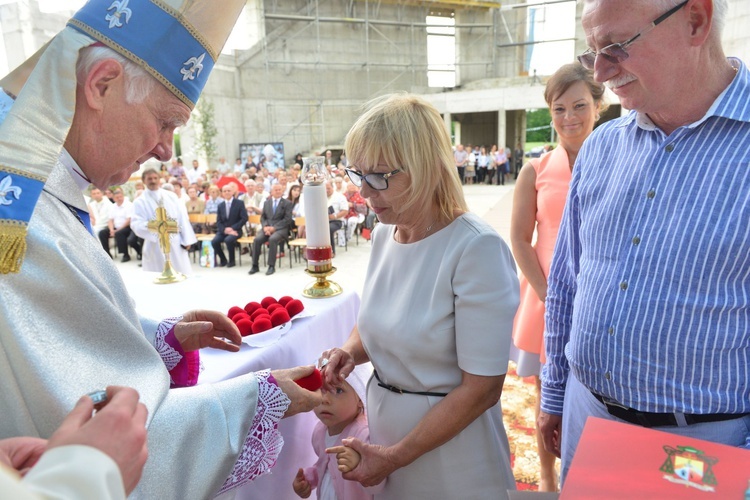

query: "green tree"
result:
(526, 108), (552, 143)
(193, 97), (218, 166)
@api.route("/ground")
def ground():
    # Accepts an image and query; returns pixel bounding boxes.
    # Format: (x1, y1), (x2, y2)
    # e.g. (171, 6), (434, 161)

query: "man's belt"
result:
(590, 391), (749, 428)
(373, 370), (448, 397)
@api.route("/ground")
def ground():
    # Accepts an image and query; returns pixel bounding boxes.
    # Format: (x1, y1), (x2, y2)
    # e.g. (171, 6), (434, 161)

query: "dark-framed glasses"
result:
(345, 167), (401, 191)
(577, 0), (688, 70)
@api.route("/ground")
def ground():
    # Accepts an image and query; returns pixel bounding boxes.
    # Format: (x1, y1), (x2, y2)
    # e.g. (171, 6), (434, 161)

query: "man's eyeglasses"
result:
(577, 0), (688, 70)
(345, 168), (401, 191)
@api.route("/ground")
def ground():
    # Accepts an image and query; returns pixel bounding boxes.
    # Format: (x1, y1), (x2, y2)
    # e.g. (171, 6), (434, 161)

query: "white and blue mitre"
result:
(0, 0), (245, 273)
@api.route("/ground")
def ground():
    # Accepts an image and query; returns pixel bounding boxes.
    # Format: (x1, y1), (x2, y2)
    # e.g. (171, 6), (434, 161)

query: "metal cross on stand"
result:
(147, 199), (186, 284)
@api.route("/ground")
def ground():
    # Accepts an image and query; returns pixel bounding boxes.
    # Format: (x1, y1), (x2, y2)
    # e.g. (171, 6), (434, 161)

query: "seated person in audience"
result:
(249, 184), (292, 276)
(98, 188), (140, 262)
(293, 365), (382, 500)
(88, 187), (112, 236)
(344, 183), (366, 244)
(326, 180), (348, 252)
(247, 179), (269, 216)
(185, 186), (205, 216)
(0, 386), (147, 499)
(212, 184), (248, 268)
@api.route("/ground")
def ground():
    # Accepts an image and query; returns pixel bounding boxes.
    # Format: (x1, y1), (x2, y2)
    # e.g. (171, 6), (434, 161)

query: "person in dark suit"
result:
(212, 185), (248, 268)
(249, 184), (292, 276)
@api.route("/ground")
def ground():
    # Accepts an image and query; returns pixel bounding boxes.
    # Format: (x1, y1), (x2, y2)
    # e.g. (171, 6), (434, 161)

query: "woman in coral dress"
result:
(510, 62), (606, 492)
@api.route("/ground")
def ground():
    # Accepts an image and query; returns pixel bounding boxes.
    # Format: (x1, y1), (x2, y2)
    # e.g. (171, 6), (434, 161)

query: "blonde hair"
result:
(344, 92), (467, 222)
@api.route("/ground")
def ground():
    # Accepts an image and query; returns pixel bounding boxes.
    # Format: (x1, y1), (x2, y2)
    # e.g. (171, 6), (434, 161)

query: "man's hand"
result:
(292, 468), (312, 498)
(0, 437), (47, 476)
(47, 386), (148, 495)
(271, 366), (322, 418)
(175, 310), (242, 352)
(537, 411), (562, 458)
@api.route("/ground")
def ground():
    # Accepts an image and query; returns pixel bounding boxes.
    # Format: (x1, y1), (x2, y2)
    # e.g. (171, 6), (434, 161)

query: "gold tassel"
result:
(0, 223), (28, 274)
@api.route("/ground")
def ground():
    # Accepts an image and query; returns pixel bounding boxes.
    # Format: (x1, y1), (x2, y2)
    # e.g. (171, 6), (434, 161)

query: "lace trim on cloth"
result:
(154, 316), (183, 371)
(216, 370), (291, 495)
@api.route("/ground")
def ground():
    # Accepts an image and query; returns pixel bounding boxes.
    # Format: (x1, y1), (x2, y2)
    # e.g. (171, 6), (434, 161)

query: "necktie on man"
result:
(273, 199), (278, 215)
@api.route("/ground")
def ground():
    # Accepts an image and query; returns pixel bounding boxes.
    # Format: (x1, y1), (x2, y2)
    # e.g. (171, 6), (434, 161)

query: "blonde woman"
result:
(320, 93), (519, 499)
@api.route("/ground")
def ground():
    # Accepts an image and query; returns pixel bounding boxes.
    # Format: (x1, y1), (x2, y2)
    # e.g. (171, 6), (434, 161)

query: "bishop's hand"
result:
(175, 310), (242, 352)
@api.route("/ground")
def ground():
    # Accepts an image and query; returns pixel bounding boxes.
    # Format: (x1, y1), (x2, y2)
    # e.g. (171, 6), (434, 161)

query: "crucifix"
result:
(147, 199), (185, 284)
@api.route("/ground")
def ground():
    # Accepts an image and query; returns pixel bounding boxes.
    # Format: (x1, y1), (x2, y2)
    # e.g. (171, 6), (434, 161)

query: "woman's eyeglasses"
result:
(345, 168), (401, 191)
(577, 0), (688, 70)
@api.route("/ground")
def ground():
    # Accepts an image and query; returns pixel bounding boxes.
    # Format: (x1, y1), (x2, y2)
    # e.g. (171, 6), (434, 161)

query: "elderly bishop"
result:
(0, 1), (321, 498)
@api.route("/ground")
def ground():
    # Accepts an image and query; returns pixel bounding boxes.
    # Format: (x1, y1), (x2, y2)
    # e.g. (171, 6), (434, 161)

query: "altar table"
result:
(123, 269), (359, 499)
(200, 290), (360, 500)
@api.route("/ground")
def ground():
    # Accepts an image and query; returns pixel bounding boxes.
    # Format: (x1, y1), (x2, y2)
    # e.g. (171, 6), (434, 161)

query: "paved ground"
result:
(114, 181), (517, 301)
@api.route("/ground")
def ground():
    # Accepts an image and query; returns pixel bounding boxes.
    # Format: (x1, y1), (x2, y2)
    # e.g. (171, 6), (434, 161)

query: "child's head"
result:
(314, 364), (370, 435)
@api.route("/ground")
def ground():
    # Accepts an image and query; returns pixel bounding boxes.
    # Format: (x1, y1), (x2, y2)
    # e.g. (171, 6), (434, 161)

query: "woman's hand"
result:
(339, 438), (398, 487)
(175, 310), (242, 352)
(318, 347), (355, 392)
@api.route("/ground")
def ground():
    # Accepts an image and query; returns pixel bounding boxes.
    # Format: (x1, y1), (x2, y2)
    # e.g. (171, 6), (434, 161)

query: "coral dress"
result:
(512, 145), (571, 376)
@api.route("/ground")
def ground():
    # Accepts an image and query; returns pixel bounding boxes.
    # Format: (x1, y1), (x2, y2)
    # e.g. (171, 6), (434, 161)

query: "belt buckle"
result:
(601, 396), (630, 411)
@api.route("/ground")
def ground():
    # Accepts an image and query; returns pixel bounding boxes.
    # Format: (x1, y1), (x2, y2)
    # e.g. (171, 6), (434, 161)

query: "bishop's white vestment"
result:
(131, 188), (197, 275)
(0, 159), (289, 499)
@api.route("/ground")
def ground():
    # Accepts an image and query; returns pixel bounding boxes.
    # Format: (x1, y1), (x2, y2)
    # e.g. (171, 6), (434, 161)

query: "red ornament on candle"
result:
(305, 247), (332, 261)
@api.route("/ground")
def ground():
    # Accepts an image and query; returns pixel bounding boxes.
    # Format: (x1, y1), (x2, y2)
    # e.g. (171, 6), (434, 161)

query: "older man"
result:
(0, 1), (320, 498)
(212, 184), (248, 268)
(538, 0), (750, 484)
(249, 184), (292, 276)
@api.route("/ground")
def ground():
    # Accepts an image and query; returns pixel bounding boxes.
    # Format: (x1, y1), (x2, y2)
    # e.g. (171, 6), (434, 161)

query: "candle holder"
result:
(300, 159), (342, 298)
(303, 266), (343, 298)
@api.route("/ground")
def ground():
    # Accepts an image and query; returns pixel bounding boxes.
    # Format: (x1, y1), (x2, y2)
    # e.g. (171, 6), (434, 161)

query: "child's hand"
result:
(293, 468), (312, 498)
(326, 444), (361, 473)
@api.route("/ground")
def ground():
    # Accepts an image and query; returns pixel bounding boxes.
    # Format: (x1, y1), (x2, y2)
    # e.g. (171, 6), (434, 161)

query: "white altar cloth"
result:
(120, 270), (359, 500)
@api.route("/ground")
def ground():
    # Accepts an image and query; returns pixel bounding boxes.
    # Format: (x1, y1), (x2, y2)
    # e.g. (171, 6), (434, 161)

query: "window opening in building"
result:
(426, 12), (456, 88)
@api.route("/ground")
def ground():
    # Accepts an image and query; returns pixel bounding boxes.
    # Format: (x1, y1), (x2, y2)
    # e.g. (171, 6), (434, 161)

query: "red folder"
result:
(561, 417), (750, 499)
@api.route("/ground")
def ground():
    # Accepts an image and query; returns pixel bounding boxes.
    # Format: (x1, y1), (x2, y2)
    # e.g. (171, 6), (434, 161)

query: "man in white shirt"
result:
(185, 159), (206, 185)
(98, 189), (140, 262)
(326, 180), (348, 254)
(89, 187), (112, 235)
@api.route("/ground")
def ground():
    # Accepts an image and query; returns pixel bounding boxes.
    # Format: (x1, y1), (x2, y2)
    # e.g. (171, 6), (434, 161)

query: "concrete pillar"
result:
(496, 110), (506, 149)
(443, 112), (452, 144)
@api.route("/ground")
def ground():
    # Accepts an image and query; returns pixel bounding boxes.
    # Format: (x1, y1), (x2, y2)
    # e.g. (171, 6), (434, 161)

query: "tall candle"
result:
(303, 182), (330, 247)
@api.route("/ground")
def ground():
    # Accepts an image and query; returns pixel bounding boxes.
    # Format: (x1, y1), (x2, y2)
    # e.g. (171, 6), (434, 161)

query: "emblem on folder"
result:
(660, 445), (718, 492)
